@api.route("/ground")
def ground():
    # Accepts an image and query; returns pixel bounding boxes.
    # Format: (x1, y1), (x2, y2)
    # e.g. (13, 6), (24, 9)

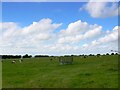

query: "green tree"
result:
(106, 53), (109, 55)
(111, 53), (114, 55)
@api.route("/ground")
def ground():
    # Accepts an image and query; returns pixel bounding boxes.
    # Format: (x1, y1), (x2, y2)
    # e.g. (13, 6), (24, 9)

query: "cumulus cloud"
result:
(83, 26), (119, 49)
(84, 26), (102, 38)
(88, 0), (119, 2)
(0, 18), (62, 55)
(58, 35), (84, 44)
(81, 25), (119, 54)
(58, 20), (102, 44)
(19, 18), (62, 43)
(0, 18), (118, 55)
(98, 26), (119, 43)
(59, 20), (88, 36)
(81, 2), (119, 18)
(1, 22), (20, 40)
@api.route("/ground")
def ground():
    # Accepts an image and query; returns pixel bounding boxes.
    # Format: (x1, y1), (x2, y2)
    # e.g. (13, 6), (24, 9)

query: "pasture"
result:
(0, 61), (2, 89)
(2, 55), (118, 88)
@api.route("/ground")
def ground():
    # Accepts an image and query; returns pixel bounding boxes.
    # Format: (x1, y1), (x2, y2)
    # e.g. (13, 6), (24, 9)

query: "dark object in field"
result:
(21, 59), (23, 62)
(58, 56), (73, 65)
(50, 58), (53, 61)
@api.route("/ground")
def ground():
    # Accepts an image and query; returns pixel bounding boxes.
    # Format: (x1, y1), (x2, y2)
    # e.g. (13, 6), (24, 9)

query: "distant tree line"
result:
(2, 55), (21, 59)
(1, 54), (32, 59)
(34, 55), (49, 58)
(1, 52), (119, 59)
(23, 54), (32, 58)
(63, 53), (118, 57)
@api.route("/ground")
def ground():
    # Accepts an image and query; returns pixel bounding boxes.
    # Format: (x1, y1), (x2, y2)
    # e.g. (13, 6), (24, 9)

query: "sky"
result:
(0, 1), (120, 56)
(1, 0), (120, 2)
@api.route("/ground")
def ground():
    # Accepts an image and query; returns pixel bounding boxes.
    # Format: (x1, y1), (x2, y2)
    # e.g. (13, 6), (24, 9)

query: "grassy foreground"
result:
(0, 61), (2, 89)
(2, 55), (118, 88)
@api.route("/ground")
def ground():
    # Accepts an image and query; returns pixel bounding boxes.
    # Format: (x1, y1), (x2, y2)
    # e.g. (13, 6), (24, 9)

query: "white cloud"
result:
(84, 26), (119, 48)
(58, 35), (84, 44)
(0, 18), (62, 55)
(0, 19), (118, 55)
(19, 18), (62, 44)
(59, 20), (88, 36)
(82, 44), (89, 48)
(58, 20), (102, 44)
(1, 22), (20, 40)
(80, 25), (119, 54)
(84, 26), (102, 38)
(22, 18), (61, 35)
(99, 26), (118, 43)
(88, 0), (119, 2)
(81, 2), (119, 18)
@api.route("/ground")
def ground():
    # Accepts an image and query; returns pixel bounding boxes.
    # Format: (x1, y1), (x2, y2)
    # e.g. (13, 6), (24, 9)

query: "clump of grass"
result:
(85, 73), (91, 76)
(107, 68), (118, 72)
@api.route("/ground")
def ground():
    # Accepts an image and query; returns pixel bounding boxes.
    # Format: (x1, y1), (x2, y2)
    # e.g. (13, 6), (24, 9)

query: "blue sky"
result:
(1, 2), (119, 55)
(2, 2), (118, 30)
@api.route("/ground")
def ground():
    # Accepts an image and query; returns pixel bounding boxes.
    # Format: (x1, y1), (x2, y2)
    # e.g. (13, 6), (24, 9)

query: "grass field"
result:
(2, 55), (118, 88)
(0, 61), (2, 89)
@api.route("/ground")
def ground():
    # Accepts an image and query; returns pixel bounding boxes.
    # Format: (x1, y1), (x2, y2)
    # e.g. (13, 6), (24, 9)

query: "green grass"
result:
(2, 55), (118, 88)
(0, 61), (2, 89)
